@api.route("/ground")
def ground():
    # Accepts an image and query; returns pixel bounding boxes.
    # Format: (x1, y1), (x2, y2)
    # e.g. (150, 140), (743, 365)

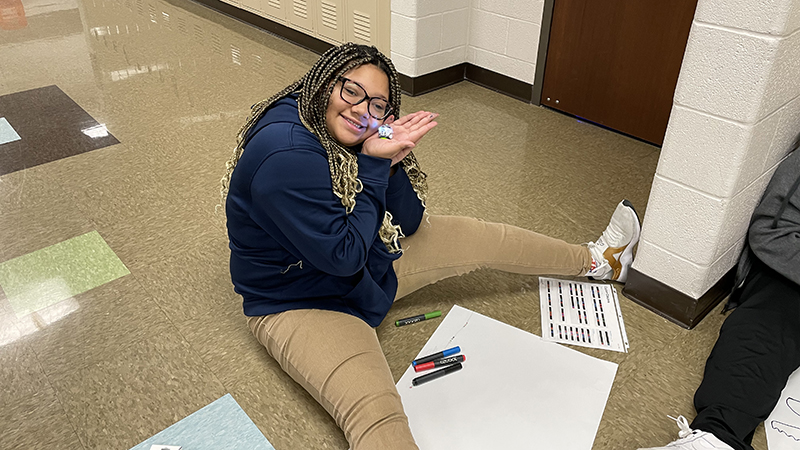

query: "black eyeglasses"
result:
(337, 77), (393, 120)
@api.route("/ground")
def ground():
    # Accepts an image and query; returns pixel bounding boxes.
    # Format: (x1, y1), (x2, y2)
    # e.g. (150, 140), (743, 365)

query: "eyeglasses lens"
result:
(340, 80), (391, 120)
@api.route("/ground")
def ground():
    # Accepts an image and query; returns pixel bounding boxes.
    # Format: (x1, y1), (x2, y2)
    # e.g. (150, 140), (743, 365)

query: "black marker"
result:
(412, 363), (463, 386)
(395, 310), (441, 327)
(414, 355), (466, 372)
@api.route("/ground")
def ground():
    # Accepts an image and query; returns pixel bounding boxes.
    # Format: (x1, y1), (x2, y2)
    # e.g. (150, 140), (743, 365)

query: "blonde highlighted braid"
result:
(220, 43), (427, 253)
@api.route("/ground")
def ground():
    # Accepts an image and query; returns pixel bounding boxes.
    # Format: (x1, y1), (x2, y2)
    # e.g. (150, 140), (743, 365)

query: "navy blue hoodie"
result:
(226, 95), (425, 327)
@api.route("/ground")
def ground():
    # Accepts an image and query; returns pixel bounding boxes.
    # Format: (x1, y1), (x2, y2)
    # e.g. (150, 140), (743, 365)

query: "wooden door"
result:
(540, 0), (698, 145)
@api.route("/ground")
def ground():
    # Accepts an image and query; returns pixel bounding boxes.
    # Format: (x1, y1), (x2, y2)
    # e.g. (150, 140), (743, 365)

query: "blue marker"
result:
(412, 346), (461, 366)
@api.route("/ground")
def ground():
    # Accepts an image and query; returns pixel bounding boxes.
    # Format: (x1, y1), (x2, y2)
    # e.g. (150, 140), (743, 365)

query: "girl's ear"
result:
(384, 115), (395, 125)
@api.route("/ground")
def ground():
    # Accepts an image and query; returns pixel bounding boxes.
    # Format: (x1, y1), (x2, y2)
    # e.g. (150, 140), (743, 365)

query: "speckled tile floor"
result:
(0, 0), (766, 448)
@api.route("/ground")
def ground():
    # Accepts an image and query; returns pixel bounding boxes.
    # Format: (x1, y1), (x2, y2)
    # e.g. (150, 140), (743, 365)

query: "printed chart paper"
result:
(767, 367), (800, 450)
(397, 305), (618, 450)
(539, 277), (629, 353)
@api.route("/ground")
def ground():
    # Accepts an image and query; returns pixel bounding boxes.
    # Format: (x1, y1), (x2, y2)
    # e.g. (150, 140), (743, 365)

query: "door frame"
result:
(531, 0), (556, 107)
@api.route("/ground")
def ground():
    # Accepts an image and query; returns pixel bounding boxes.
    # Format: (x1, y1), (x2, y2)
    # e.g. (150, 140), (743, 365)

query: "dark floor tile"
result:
(0, 85), (119, 176)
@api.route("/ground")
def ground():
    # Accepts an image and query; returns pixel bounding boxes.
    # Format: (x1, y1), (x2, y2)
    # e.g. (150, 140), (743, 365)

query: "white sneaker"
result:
(638, 415), (734, 450)
(585, 199), (640, 283)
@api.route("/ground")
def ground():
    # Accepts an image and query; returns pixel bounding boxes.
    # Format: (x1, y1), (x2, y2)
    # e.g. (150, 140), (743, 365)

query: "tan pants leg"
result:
(247, 310), (418, 450)
(393, 215), (592, 299)
(247, 215), (591, 450)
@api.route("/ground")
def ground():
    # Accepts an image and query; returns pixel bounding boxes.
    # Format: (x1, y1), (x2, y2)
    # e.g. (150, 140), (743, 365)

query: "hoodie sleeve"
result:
(249, 145), (392, 277)
(748, 150), (800, 286)
(385, 165), (425, 237)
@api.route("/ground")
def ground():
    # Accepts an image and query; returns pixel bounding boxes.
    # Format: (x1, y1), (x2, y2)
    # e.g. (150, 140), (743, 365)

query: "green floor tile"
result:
(0, 231), (130, 317)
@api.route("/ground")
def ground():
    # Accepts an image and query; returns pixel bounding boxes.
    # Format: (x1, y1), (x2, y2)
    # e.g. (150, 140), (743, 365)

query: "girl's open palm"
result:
(362, 111), (438, 166)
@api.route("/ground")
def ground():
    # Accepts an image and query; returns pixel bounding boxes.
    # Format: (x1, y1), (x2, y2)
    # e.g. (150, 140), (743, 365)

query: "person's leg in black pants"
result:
(692, 259), (800, 450)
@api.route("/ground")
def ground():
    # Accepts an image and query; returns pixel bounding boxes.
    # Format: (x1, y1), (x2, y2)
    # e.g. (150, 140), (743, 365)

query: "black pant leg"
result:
(691, 260), (800, 450)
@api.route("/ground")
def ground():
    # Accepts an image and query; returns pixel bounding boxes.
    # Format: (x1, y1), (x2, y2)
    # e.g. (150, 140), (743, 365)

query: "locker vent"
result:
(353, 10), (370, 42)
(293, 0), (308, 19)
(320, 1), (337, 29)
(252, 54), (263, 71)
(211, 32), (222, 55)
(268, 0), (280, 10)
(231, 45), (241, 65)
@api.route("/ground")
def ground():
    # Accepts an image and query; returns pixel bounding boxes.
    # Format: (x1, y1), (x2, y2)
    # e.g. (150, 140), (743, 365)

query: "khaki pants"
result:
(247, 215), (592, 450)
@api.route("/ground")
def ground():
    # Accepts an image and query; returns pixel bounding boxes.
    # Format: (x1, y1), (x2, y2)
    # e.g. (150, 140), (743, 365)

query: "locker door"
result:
(287, 0), (315, 33)
(239, 0), (261, 14)
(345, 0), (377, 48)
(261, 0), (287, 22)
(317, 0), (344, 43)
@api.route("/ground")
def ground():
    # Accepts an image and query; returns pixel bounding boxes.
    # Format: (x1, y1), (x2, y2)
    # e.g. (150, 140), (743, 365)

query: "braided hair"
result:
(220, 43), (428, 253)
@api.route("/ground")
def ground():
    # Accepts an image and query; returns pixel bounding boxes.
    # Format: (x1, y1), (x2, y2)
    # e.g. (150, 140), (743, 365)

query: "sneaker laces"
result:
(667, 415), (693, 439)
(587, 238), (609, 272)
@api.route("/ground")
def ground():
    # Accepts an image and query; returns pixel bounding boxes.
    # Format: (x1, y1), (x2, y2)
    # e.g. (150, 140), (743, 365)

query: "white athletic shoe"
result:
(585, 199), (641, 283)
(638, 415), (734, 450)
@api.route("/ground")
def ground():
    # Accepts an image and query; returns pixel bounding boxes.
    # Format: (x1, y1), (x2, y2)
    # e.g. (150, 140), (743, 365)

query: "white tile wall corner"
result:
(715, 166), (780, 260)
(788, 2), (800, 35)
(632, 236), (744, 299)
(700, 237), (747, 296)
(731, 111), (783, 193)
(469, 9), (509, 53)
(631, 241), (711, 298)
(657, 105), (777, 198)
(673, 23), (780, 123)
(468, 47), (536, 83)
(477, 0), (544, 24)
(391, 12), (417, 58)
(391, 0), (416, 17)
(441, 9), (470, 50)
(764, 94), (800, 171)
(758, 30), (800, 120)
(506, 19), (540, 63)
(638, 175), (728, 266)
(391, 0), (546, 83)
(416, 46), (467, 75)
(389, 52), (415, 76)
(693, 0), (795, 36)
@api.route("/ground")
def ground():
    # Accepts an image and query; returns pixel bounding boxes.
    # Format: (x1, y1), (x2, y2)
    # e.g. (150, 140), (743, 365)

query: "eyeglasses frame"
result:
(336, 76), (393, 121)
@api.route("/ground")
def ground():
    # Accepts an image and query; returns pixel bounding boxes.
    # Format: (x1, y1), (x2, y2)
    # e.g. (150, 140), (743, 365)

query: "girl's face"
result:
(325, 63), (391, 147)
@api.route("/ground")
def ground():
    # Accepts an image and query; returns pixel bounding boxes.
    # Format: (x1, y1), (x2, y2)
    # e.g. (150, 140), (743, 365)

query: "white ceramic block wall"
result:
(390, 0), (470, 77)
(632, 0), (800, 298)
(467, 0), (543, 83)
(390, 0), (544, 82)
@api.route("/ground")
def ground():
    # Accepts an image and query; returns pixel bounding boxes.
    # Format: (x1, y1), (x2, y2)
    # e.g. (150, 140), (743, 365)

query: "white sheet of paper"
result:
(397, 305), (618, 450)
(539, 277), (629, 353)
(767, 367), (800, 450)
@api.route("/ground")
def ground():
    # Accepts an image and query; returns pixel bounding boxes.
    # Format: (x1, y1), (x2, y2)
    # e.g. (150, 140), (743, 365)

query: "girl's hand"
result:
(362, 111), (439, 166)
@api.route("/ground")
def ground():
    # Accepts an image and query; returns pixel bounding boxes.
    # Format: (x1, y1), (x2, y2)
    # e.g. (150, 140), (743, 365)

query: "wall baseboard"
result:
(190, 0), (536, 101)
(622, 268), (735, 329)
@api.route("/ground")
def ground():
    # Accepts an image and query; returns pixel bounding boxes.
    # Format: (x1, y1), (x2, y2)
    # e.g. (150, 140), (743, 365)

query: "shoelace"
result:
(667, 415), (694, 439)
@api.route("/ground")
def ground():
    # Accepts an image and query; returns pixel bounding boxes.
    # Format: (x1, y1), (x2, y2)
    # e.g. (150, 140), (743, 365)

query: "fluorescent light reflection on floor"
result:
(81, 124), (109, 138)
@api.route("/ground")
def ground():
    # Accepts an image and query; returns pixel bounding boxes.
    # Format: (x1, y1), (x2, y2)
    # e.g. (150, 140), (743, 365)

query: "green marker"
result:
(395, 310), (442, 327)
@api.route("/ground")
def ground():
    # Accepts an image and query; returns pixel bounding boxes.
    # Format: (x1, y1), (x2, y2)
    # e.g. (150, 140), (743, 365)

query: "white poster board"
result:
(397, 305), (618, 450)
